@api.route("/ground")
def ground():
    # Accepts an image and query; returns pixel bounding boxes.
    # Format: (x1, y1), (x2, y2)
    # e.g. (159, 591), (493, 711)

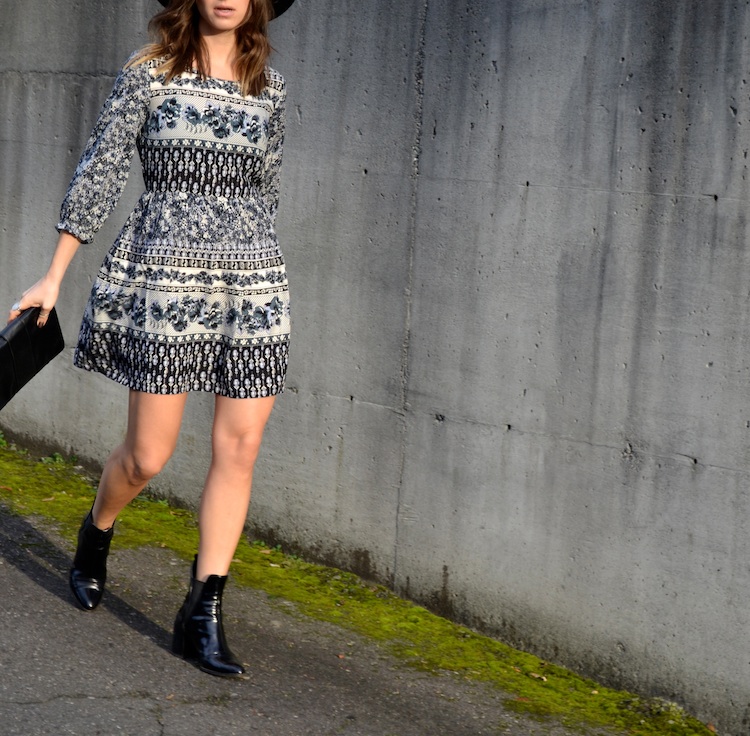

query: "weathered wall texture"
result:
(2, 0), (749, 730)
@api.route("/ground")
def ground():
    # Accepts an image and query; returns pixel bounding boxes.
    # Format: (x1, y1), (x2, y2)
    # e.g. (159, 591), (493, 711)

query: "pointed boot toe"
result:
(199, 657), (245, 677)
(69, 569), (105, 610)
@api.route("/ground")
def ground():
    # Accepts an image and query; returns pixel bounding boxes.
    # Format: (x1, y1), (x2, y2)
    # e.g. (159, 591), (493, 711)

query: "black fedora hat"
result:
(157, 0), (295, 18)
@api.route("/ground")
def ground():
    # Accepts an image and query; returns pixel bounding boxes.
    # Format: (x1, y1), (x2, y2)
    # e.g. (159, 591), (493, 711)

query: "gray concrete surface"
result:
(0, 506), (613, 736)
(0, 0), (748, 732)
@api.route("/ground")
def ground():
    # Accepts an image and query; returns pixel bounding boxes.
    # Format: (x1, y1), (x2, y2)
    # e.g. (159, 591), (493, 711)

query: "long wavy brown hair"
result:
(128, 0), (274, 96)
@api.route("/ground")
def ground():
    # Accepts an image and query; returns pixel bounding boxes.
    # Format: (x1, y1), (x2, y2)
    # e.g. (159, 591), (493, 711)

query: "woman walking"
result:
(8, 0), (295, 677)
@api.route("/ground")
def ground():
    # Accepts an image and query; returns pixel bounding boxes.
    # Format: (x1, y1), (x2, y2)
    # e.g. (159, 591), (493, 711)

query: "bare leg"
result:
(196, 394), (276, 581)
(92, 390), (188, 529)
(71, 390), (188, 610)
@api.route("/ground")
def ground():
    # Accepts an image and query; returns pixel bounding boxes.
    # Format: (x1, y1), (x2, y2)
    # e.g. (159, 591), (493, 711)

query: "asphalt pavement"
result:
(0, 507), (616, 736)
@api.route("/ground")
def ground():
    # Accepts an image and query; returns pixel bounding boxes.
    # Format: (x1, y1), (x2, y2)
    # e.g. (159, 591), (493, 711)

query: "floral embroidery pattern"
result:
(151, 296), (223, 332)
(146, 97), (268, 142)
(90, 285), (288, 336)
(226, 297), (285, 333)
(108, 260), (287, 288)
(146, 97), (182, 133)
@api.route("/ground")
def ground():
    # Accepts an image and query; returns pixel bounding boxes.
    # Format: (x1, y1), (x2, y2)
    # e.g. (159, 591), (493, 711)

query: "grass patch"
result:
(0, 436), (713, 736)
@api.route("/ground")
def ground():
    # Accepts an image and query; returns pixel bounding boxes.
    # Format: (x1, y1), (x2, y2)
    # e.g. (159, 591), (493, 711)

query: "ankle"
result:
(195, 559), (229, 582)
(89, 509), (115, 533)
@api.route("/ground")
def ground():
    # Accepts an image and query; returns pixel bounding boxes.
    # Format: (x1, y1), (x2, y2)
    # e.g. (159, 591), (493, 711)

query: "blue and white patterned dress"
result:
(57, 56), (290, 398)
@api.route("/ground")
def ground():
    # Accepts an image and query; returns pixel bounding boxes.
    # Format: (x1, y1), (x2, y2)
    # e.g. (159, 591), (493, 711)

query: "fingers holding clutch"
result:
(8, 300), (51, 327)
(36, 309), (50, 327)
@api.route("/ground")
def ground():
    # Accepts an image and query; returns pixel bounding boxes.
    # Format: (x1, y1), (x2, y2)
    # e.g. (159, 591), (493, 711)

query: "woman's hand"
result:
(7, 231), (81, 327)
(8, 277), (60, 327)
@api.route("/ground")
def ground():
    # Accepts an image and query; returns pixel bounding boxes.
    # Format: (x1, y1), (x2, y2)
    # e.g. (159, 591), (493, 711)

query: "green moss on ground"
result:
(0, 437), (713, 736)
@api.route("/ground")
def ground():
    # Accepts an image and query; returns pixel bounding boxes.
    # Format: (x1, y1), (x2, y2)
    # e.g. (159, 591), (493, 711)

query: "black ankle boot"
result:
(172, 558), (245, 677)
(69, 511), (114, 611)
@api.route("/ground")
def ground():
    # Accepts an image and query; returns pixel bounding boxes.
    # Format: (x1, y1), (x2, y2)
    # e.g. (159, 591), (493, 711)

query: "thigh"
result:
(211, 395), (276, 447)
(124, 390), (189, 460)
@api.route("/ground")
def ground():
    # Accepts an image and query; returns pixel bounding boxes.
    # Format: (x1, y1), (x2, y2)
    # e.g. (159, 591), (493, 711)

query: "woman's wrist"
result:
(41, 273), (64, 291)
(45, 232), (81, 285)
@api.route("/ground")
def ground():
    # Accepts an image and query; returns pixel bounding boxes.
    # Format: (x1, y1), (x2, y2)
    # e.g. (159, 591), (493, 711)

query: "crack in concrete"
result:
(523, 180), (746, 203)
(418, 175), (746, 203)
(295, 388), (745, 477)
(393, 0), (429, 590)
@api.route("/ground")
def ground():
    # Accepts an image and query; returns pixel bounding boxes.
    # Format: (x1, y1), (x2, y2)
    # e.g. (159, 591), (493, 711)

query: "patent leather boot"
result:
(172, 559), (245, 677)
(69, 511), (114, 611)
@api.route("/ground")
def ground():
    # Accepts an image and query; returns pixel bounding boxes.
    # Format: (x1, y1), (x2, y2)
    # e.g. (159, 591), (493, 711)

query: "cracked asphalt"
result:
(0, 507), (615, 736)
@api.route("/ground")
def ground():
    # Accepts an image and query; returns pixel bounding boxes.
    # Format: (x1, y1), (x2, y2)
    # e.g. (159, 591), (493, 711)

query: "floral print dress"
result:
(57, 56), (290, 398)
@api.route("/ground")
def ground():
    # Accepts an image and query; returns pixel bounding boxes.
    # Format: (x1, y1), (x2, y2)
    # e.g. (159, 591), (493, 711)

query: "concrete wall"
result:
(1, 0), (749, 731)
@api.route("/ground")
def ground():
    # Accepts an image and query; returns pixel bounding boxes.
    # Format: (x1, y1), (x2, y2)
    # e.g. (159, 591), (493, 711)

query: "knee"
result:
(120, 448), (170, 486)
(214, 428), (264, 470)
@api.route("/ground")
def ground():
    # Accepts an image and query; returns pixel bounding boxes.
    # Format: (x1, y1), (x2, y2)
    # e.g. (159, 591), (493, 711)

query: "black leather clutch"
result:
(0, 307), (65, 411)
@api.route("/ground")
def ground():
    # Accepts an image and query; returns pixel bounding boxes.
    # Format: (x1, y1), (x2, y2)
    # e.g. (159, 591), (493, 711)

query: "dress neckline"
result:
(189, 68), (240, 84)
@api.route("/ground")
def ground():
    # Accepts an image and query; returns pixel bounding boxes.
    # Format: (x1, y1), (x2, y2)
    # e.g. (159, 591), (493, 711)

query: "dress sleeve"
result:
(57, 58), (151, 244)
(259, 75), (287, 226)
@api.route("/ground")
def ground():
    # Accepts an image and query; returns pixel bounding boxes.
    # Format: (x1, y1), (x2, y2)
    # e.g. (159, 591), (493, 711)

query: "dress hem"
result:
(72, 359), (287, 399)
(74, 319), (289, 399)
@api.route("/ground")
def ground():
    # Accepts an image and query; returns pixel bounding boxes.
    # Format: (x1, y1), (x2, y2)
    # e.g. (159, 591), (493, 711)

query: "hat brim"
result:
(156, 0), (295, 18)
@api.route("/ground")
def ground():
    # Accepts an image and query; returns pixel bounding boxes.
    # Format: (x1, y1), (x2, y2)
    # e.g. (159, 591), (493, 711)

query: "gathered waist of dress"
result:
(140, 144), (264, 199)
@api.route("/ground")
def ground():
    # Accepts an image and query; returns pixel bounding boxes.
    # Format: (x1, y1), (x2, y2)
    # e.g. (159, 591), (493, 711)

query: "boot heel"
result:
(172, 615), (198, 658)
(172, 623), (185, 656)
